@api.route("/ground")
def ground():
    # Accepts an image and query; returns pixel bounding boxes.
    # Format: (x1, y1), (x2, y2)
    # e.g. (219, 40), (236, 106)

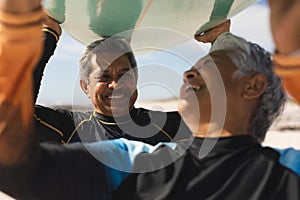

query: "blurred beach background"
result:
(1, 0), (300, 199)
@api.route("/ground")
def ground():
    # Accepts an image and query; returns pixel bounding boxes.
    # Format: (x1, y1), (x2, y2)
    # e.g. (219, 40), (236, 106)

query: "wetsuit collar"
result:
(94, 108), (139, 125)
(188, 135), (259, 158)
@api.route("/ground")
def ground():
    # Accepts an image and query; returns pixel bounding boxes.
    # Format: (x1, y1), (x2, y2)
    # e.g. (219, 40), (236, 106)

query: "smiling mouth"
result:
(185, 84), (203, 92)
(190, 85), (202, 90)
(107, 94), (125, 99)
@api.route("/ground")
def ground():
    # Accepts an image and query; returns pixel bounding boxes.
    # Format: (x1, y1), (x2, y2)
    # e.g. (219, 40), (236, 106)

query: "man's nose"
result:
(183, 69), (200, 81)
(108, 80), (120, 89)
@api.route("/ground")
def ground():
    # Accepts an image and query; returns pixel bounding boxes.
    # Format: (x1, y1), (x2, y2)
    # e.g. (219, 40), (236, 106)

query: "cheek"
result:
(125, 79), (137, 91)
(89, 83), (104, 99)
(224, 83), (244, 109)
(87, 83), (95, 94)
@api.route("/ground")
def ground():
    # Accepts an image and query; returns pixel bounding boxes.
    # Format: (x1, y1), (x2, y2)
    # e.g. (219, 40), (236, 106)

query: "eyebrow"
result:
(202, 58), (214, 66)
(100, 67), (131, 74)
(120, 67), (131, 72)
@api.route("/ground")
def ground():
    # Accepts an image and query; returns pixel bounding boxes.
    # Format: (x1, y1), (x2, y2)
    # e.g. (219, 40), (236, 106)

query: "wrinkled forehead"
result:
(90, 52), (131, 70)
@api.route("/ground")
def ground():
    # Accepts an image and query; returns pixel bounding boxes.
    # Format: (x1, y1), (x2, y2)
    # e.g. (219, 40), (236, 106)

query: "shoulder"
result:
(137, 108), (182, 124)
(131, 141), (190, 173)
(35, 105), (93, 118)
(246, 145), (300, 178)
(275, 147), (300, 176)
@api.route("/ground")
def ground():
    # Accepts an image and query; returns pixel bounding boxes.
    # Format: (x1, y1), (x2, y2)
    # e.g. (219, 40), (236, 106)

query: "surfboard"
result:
(42, 0), (258, 47)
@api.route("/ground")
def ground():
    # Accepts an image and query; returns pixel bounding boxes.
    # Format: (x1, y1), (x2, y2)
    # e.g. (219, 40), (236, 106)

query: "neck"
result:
(193, 123), (247, 138)
(95, 107), (137, 119)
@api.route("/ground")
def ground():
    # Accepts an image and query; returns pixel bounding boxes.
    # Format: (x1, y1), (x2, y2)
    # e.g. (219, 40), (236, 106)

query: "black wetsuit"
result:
(33, 31), (191, 145)
(113, 135), (300, 200)
(0, 136), (299, 200)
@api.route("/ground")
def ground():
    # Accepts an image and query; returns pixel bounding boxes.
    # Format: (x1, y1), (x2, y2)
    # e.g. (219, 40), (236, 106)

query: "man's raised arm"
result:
(0, 0), (43, 165)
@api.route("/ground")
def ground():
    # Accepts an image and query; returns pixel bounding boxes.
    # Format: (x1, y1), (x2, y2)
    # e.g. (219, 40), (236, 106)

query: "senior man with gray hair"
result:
(1, 15), (299, 199)
(196, 20), (300, 177)
(113, 32), (295, 199)
(33, 34), (191, 145)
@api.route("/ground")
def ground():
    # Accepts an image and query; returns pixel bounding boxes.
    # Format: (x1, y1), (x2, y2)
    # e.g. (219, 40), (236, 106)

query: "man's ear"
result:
(243, 73), (267, 100)
(80, 80), (90, 98)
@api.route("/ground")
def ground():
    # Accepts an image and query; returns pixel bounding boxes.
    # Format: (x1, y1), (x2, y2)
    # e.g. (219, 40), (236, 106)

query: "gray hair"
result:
(211, 33), (286, 142)
(79, 37), (138, 84)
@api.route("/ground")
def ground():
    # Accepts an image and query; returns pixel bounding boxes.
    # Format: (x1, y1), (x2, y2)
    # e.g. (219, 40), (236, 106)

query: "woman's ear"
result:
(80, 80), (90, 98)
(243, 73), (267, 100)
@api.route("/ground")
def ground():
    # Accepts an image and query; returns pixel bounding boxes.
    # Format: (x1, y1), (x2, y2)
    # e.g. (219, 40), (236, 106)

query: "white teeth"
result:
(108, 95), (124, 99)
(192, 85), (201, 90)
(188, 85), (201, 90)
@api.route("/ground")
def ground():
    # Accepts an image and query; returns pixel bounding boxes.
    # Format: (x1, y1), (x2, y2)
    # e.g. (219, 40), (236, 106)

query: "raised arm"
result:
(33, 13), (61, 101)
(0, 2), (144, 199)
(268, 0), (300, 55)
(0, 0), (43, 165)
(268, 0), (300, 104)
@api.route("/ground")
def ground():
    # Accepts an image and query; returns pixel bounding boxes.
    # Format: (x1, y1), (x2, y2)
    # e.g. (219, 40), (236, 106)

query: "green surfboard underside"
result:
(43, 0), (258, 45)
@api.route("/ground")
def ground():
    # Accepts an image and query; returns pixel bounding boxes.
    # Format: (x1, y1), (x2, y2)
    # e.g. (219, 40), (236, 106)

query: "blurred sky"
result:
(36, 0), (273, 106)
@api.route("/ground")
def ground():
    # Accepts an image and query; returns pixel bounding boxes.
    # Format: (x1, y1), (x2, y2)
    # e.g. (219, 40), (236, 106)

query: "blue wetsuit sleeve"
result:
(276, 148), (300, 176)
(0, 138), (166, 199)
(85, 138), (156, 192)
